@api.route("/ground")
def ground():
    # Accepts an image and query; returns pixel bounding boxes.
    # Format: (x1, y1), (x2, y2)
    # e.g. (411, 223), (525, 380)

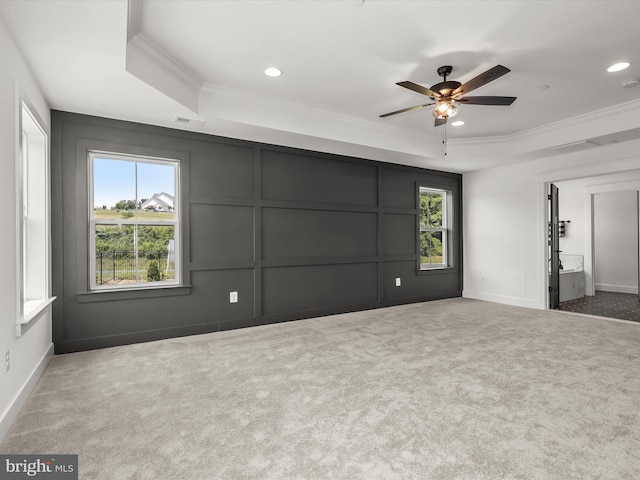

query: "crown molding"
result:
(123, 0), (640, 171)
(453, 97), (640, 146)
(127, 0), (142, 42)
(202, 78), (640, 167)
(452, 97), (640, 155)
(199, 82), (444, 159)
(125, 0), (202, 111)
(125, 32), (202, 112)
(510, 96), (640, 144)
(129, 33), (203, 92)
(536, 147), (640, 183)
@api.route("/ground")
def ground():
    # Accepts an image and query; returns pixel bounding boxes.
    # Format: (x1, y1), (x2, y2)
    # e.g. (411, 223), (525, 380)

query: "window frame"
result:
(18, 101), (55, 333)
(418, 186), (450, 270)
(88, 150), (181, 291)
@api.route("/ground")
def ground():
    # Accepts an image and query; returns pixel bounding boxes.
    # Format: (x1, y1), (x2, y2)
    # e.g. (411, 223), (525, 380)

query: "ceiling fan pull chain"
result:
(443, 122), (448, 157)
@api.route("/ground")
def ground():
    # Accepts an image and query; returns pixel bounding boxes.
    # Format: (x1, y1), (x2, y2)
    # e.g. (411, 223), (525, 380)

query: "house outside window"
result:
(140, 192), (174, 213)
(419, 187), (448, 269)
(88, 151), (180, 290)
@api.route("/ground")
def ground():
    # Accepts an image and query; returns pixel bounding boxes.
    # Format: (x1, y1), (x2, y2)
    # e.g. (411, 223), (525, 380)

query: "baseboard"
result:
(0, 343), (54, 443)
(462, 290), (544, 310)
(55, 294), (463, 353)
(595, 283), (639, 295)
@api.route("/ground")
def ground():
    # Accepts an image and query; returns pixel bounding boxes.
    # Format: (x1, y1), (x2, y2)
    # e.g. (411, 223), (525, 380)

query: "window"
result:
(19, 102), (53, 327)
(89, 152), (180, 290)
(419, 187), (448, 269)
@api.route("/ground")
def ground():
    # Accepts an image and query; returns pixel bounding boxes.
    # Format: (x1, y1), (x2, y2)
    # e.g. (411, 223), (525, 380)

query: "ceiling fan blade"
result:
(397, 81), (441, 99)
(457, 96), (516, 106)
(379, 103), (434, 118)
(452, 65), (511, 97)
(434, 116), (447, 127)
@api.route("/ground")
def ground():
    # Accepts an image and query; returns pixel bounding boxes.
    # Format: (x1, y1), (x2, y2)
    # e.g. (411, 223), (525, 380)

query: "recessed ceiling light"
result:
(607, 62), (630, 73)
(451, 121), (465, 127)
(264, 67), (282, 77)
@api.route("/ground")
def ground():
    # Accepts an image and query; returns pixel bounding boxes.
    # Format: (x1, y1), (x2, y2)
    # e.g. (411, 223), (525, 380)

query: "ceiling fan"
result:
(380, 65), (516, 126)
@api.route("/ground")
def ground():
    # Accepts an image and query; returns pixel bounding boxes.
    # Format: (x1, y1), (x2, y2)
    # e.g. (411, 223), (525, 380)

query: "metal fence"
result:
(95, 250), (175, 285)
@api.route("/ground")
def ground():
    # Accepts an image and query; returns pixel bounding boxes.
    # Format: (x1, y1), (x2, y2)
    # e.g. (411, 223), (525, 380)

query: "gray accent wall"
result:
(51, 111), (462, 353)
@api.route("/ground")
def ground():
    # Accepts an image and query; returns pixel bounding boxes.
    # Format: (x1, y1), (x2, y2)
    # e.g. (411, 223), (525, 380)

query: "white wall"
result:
(556, 180), (588, 259)
(463, 139), (640, 310)
(594, 191), (638, 294)
(462, 160), (542, 308)
(0, 17), (52, 441)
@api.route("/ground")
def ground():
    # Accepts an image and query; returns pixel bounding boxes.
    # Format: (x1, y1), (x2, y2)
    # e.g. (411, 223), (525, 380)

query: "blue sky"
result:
(93, 157), (175, 208)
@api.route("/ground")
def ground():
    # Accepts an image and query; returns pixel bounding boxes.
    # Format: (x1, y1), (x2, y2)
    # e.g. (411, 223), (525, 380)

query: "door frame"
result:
(537, 161), (640, 311)
(584, 180), (640, 296)
(549, 183), (560, 309)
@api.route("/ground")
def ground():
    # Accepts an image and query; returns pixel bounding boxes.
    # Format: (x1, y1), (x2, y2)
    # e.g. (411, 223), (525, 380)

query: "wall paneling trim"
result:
(51, 111), (462, 353)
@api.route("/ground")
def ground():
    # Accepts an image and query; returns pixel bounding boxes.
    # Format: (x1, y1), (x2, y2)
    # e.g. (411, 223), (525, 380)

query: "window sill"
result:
(21, 297), (57, 325)
(417, 266), (458, 275)
(76, 284), (192, 303)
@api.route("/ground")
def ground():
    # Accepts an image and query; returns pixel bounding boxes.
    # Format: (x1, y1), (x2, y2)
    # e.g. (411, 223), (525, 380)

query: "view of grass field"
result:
(421, 256), (444, 265)
(94, 209), (174, 221)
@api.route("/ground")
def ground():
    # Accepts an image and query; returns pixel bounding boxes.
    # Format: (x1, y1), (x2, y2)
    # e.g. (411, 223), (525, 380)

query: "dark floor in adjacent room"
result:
(558, 290), (640, 322)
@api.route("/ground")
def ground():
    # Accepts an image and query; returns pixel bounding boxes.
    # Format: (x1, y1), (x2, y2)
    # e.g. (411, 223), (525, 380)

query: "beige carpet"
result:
(2, 298), (639, 479)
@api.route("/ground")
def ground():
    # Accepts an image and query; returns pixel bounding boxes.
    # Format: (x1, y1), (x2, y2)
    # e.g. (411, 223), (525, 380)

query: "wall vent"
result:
(173, 116), (206, 127)
(549, 139), (599, 155)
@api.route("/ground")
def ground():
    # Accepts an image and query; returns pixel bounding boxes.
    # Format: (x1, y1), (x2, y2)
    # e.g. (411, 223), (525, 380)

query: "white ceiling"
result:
(2, 0), (640, 172)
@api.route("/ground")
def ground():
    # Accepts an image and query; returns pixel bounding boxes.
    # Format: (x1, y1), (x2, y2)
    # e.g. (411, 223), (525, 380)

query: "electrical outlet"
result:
(5, 350), (9, 373)
(395, 277), (401, 287)
(229, 291), (238, 303)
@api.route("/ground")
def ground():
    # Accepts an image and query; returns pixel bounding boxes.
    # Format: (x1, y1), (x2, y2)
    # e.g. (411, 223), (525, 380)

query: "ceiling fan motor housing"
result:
(433, 66), (460, 96)
(431, 80), (462, 97)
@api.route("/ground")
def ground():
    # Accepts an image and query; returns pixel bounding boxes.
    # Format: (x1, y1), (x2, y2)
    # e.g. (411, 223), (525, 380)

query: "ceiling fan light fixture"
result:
(607, 62), (630, 73)
(433, 99), (459, 119)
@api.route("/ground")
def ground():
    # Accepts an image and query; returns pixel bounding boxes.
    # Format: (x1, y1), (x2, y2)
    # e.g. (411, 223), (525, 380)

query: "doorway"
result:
(546, 176), (640, 322)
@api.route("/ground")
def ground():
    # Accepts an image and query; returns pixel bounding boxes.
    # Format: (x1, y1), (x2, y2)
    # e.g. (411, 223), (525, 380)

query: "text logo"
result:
(0, 455), (77, 480)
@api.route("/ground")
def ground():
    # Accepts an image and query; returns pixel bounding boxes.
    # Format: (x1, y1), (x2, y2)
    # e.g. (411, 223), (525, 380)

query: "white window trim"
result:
(88, 151), (181, 291)
(21, 297), (56, 325)
(17, 101), (55, 336)
(419, 187), (449, 270)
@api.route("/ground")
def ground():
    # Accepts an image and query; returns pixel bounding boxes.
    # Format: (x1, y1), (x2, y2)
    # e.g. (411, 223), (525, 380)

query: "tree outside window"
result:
(419, 187), (448, 269)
